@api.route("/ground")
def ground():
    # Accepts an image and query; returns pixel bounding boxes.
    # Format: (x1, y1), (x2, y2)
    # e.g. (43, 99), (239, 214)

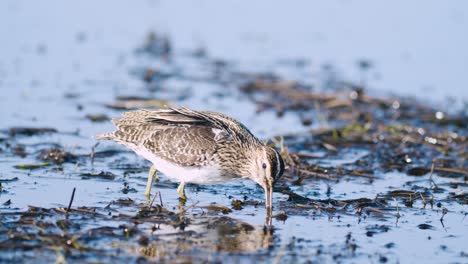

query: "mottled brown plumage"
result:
(96, 106), (284, 209)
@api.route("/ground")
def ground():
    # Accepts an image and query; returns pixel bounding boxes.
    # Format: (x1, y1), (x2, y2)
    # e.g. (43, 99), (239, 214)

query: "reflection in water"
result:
(265, 208), (273, 227)
(127, 216), (273, 260)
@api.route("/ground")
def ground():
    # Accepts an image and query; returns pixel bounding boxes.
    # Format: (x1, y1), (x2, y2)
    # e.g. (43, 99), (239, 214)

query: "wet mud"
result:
(0, 31), (467, 263)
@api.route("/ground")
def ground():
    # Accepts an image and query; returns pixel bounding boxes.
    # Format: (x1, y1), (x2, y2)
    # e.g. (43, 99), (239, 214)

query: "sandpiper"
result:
(96, 106), (284, 209)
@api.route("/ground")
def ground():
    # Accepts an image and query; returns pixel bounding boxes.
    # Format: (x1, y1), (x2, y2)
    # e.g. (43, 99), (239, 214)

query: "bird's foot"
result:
(145, 166), (158, 197)
(149, 166), (160, 182)
(144, 191), (151, 202)
(177, 181), (187, 202)
(149, 166), (159, 182)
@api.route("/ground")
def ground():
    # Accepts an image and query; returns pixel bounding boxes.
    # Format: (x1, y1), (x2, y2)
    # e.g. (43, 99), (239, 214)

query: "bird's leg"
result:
(152, 165), (160, 182)
(145, 166), (158, 198)
(177, 181), (187, 201)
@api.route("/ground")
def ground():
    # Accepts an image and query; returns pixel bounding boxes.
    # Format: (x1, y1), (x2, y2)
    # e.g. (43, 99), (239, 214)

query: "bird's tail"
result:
(95, 132), (115, 140)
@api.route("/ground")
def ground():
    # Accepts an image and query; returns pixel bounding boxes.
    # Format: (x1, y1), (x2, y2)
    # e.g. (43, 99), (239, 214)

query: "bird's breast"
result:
(135, 147), (238, 184)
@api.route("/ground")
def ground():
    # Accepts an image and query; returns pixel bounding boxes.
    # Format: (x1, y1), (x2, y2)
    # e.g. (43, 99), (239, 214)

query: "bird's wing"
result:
(142, 126), (219, 167)
(156, 106), (259, 145)
(96, 108), (232, 166)
(145, 107), (236, 138)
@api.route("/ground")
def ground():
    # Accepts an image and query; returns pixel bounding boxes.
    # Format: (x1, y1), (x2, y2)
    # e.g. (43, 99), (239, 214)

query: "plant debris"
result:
(85, 114), (110, 122)
(38, 147), (76, 165)
(13, 162), (52, 170)
(8, 127), (57, 137)
(79, 171), (116, 180)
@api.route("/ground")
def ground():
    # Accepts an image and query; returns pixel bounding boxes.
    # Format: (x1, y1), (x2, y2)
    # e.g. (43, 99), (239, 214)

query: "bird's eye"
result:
(262, 163), (267, 169)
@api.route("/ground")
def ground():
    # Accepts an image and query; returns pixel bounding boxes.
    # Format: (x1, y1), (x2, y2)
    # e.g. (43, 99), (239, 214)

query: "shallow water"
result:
(1, 1), (467, 263)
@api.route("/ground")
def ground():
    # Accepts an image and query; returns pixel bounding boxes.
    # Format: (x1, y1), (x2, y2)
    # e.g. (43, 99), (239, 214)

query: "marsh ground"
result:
(0, 1), (467, 263)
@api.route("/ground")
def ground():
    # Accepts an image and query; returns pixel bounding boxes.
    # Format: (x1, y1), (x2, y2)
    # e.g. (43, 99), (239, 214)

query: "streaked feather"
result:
(95, 106), (258, 169)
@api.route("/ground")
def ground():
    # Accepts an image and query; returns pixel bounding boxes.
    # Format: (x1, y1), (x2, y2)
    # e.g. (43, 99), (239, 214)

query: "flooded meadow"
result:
(0, 1), (467, 263)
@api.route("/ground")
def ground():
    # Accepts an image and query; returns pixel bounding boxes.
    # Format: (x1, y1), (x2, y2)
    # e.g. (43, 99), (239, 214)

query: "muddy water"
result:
(1, 1), (467, 263)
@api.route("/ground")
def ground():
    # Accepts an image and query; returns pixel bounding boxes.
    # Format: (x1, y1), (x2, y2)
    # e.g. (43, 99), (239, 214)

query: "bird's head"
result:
(249, 146), (285, 210)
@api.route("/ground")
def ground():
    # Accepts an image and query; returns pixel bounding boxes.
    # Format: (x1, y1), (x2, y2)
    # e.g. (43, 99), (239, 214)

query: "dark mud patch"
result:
(79, 171), (116, 180)
(85, 113), (110, 122)
(7, 127), (58, 137)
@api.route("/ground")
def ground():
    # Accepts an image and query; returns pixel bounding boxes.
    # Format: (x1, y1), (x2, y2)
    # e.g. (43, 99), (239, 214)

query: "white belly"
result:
(135, 148), (230, 184)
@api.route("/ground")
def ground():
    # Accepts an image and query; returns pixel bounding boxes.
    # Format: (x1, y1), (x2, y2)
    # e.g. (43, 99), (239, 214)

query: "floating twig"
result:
(297, 168), (337, 181)
(66, 187), (76, 214)
(429, 162), (439, 189)
(90, 142), (99, 167)
(349, 171), (374, 179)
(14, 162), (51, 170)
(440, 207), (448, 222)
(159, 191), (164, 207)
(420, 193), (427, 208)
(148, 191), (158, 209)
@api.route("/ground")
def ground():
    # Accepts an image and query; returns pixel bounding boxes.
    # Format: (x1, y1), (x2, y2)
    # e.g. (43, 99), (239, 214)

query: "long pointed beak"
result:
(264, 184), (273, 211)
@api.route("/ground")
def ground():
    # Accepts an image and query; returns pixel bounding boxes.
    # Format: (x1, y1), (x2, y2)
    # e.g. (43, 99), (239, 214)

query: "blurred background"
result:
(1, 0), (467, 108)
